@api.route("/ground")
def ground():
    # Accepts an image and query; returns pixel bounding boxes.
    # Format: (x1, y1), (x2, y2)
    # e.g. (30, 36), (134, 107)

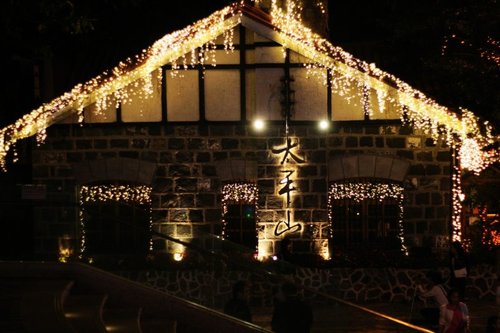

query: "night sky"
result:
(1, 0), (498, 128)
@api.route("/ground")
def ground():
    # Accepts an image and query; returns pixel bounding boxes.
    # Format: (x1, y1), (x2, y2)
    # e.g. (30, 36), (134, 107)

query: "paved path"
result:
(252, 299), (498, 332)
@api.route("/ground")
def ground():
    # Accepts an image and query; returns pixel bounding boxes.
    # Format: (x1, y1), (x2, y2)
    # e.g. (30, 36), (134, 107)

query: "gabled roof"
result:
(0, 1), (496, 171)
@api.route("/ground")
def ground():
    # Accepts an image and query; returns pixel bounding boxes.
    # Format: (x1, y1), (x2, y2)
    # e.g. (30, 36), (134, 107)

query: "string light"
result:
(221, 181), (259, 237)
(79, 185), (153, 255)
(0, 2), (243, 170)
(328, 182), (408, 255)
(451, 165), (463, 242)
(267, 0), (496, 163)
(0, 1), (496, 171)
(459, 138), (485, 175)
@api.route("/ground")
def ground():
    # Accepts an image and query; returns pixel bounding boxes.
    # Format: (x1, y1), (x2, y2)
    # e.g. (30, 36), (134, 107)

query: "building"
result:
(0, 1), (495, 265)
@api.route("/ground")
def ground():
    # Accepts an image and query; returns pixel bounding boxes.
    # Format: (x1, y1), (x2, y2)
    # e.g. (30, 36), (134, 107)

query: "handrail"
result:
(151, 229), (433, 332)
(80, 203), (432, 332)
(0, 260), (272, 333)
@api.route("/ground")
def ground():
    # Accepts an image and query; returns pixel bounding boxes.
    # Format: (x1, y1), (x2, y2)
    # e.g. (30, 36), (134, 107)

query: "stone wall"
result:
(117, 265), (497, 308)
(31, 122), (452, 257)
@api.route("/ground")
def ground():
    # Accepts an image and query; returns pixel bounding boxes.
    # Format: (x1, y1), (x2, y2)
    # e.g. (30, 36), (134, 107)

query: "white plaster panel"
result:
(204, 50), (240, 65)
(370, 86), (401, 120)
(289, 50), (314, 64)
(121, 70), (162, 122)
(331, 79), (364, 121)
(205, 70), (241, 121)
(84, 98), (117, 123)
(245, 69), (256, 120)
(254, 68), (283, 120)
(255, 46), (285, 64)
(212, 26), (240, 45)
(291, 68), (328, 121)
(166, 70), (200, 121)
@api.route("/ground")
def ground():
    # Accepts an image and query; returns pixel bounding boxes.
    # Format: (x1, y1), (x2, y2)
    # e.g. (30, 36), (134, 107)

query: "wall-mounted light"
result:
(318, 120), (329, 131)
(173, 252), (184, 262)
(253, 119), (265, 131)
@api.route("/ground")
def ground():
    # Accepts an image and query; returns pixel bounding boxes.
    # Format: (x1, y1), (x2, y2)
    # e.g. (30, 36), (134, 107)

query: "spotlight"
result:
(253, 119), (265, 131)
(318, 120), (329, 130)
(173, 252), (184, 262)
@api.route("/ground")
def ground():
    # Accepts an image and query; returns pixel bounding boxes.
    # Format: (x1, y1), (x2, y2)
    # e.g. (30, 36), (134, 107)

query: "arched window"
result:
(328, 155), (410, 253)
(79, 184), (152, 256)
(72, 158), (157, 258)
(328, 181), (404, 249)
(221, 182), (258, 250)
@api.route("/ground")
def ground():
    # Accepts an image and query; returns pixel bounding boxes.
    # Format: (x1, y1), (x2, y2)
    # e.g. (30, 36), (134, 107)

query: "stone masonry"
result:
(31, 121), (451, 258)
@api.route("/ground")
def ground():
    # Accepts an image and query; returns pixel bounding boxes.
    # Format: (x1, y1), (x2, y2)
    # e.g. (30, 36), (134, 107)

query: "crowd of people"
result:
(222, 240), (498, 333)
(416, 240), (499, 333)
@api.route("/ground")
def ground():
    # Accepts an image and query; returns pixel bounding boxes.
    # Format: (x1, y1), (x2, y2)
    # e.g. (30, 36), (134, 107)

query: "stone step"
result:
(0, 279), (77, 333)
(140, 318), (177, 333)
(103, 307), (143, 333)
(64, 294), (108, 333)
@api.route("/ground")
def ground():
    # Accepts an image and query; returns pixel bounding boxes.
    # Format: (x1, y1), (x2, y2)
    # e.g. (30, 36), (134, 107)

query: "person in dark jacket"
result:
(271, 282), (313, 333)
(224, 280), (252, 322)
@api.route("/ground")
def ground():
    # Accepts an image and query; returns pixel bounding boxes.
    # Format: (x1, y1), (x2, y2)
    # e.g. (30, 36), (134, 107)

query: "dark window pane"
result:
(83, 201), (150, 255)
(330, 191), (402, 250)
(224, 203), (257, 249)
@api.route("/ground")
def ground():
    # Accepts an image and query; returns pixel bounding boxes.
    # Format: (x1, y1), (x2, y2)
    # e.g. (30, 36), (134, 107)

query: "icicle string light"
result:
(0, 0), (496, 171)
(0, 2), (243, 170)
(266, 0), (496, 166)
(328, 182), (408, 254)
(451, 164), (464, 242)
(79, 185), (153, 254)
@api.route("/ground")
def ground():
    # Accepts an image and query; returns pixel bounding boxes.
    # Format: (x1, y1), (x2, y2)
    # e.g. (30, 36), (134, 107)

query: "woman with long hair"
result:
(439, 289), (470, 333)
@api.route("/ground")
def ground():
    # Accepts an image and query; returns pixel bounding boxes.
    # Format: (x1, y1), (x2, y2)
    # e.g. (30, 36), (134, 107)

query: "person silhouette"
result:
(224, 280), (252, 322)
(417, 270), (448, 326)
(449, 241), (469, 301)
(271, 282), (313, 333)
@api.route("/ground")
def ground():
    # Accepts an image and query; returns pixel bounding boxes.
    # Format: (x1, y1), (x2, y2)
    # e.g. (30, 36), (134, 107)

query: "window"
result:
(331, 199), (400, 247)
(224, 204), (257, 249)
(83, 201), (150, 255)
(79, 185), (152, 256)
(328, 181), (405, 251)
(221, 182), (259, 250)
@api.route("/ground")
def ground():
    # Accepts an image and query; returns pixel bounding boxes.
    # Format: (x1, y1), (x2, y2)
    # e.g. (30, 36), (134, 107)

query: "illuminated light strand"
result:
(0, 1), (496, 171)
(0, 2), (243, 170)
(268, 0), (496, 164)
(459, 138), (486, 175)
(451, 164), (463, 242)
(221, 182), (259, 249)
(79, 185), (153, 255)
(328, 182), (408, 255)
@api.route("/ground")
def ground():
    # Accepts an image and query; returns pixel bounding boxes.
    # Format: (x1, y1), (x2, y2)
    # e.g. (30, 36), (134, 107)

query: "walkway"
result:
(252, 298), (498, 332)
